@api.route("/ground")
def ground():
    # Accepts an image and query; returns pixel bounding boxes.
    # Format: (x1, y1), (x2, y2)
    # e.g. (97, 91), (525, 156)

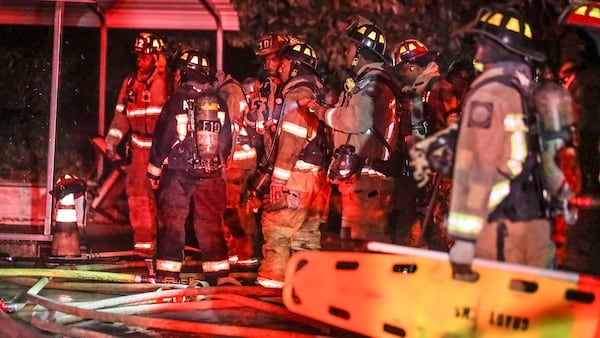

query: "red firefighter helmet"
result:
(132, 32), (165, 54)
(560, 2), (600, 30)
(392, 39), (434, 66)
(560, 2), (600, 58)
(256, 33), (289, 56)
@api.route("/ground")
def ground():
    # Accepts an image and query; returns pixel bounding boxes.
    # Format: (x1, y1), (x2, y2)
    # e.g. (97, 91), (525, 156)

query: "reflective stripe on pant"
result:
(155, 170), (228, 265)
(475, 218), (556, 268)
(258, 170), (324, 282)
(338, 174), (395, 243)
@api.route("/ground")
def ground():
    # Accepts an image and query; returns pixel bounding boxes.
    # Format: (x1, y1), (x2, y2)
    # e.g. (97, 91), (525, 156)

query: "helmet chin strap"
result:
(351, 47), (360, 67)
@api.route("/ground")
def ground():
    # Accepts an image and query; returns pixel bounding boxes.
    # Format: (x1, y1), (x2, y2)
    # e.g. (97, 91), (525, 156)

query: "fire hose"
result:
(26, 291), (332, 338)
(0, 270), (332, 337)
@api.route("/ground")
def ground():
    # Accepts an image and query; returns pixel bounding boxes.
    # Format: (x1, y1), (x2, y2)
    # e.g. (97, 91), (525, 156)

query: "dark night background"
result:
(0, 25), (259, 183)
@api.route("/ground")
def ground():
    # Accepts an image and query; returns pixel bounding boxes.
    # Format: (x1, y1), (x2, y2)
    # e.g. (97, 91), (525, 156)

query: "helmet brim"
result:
(347, 37), (391, 64)
(468, 28), (547, 62)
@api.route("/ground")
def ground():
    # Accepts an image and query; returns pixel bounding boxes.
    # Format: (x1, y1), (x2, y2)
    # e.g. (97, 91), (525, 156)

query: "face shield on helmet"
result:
(468, 7), (546, 62)
(345, 22), (388, 63)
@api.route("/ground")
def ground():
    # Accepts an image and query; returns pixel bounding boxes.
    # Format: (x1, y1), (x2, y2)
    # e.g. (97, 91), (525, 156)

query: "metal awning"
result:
(0, 0), (239, 31)
(0, 0), (240, 242)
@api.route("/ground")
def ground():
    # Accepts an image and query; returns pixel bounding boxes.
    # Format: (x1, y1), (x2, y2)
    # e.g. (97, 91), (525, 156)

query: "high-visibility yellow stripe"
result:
(108, 128), (124, 140)
(273, 166), (291, 181)
(126, 106), (162, 117)
(239, 101), (248, 112)
(447, 212), (484, 236)
(325, 108), (336, 128)
(176, 114), (188, 141)
(282, 121), (308, 138)
(134, 242), (153, 250)
(361, 167), (386, 177)
(218, 111), (226, 126)
(156, 259), (182, 272)
(488, 179), (510, 209)
(504, 113), (527, 176)
(202, 259), (230, 272)
(503, 114), (526, 132)
(233, 148), (257, 160)
(131, 135), (152, 149)
(294, 160), (321, 171)
(115, 104), (125, 113)
(256, 277), (284, 289)
(147, 163), (162, 177)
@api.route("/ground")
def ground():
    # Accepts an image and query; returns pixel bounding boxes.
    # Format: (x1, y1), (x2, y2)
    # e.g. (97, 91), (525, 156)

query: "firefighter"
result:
(442, 7), (554, 281)
(392, 39), (456, 134)
(105, 32), (167, 255)
(214, 70), (260, 266)
(302, 21), (399, 244)
(247, 33), (289, 166)
(445, 58), (477, 124)
(256, 42), (331, 288)
(147, 50), (233, 285)
(423, 58), (477, 249)
(389, 39), (458, 251)
(559, 2), (600, 274)
(560, 3), (600, 196)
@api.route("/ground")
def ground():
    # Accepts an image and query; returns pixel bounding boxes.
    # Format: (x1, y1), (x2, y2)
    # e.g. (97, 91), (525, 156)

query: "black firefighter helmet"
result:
(468, 7), (546, 62)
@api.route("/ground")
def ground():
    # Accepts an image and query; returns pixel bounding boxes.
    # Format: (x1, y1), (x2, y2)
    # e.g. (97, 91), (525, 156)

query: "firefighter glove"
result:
(105, 137), (120, 162)
(148, 177), (159, 190)
(409, 145), (431, 188)
(263, 184), (287, 212)
(297, 97), (326, 120)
